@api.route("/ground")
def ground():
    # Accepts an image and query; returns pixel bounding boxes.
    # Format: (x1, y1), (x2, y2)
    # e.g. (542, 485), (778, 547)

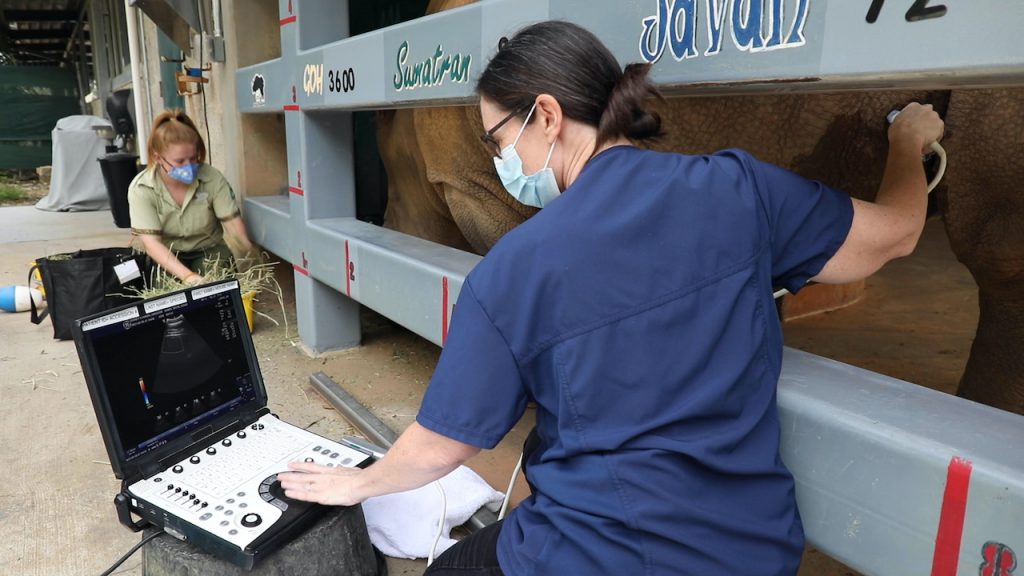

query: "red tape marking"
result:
(283, 104), (300, 111)
(930, 456), (973, 576)
(279, 15), (296, 26)
(288, 186), (304, 196)
(292, 264), (309, 277)
(441, 276), (449, 345)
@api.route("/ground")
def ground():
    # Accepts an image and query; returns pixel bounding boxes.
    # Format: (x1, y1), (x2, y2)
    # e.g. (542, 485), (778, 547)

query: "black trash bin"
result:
(97, 153), (141, 228)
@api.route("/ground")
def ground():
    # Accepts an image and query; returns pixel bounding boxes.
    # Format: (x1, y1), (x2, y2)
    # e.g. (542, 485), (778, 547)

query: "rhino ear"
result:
(498, 36), (509, 51)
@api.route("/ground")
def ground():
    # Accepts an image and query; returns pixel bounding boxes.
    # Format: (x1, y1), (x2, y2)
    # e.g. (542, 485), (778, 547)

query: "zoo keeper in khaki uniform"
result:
(128, 109), (254, 285)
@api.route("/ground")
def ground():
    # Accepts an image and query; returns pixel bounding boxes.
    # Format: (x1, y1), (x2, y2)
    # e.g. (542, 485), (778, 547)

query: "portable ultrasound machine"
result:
(72, 280), (374, 569)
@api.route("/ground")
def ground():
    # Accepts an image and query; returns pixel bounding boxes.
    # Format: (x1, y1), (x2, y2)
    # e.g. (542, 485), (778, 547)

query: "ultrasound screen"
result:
(81, 284), (259, 462)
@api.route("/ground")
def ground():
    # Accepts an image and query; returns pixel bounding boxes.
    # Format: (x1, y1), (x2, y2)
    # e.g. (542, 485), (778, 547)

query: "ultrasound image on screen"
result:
(86, 289), (258, 461)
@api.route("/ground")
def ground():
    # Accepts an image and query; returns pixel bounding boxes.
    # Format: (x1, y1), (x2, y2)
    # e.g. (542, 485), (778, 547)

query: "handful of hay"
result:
(130, 253), (289, 336)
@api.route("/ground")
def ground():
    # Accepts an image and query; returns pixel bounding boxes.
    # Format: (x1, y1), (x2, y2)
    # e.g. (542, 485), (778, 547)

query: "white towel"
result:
(360, 465), (504, 559)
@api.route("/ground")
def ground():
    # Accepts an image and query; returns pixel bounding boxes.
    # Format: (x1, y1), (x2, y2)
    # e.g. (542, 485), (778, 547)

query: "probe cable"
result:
(427, 480), (448, 566)
(498, 452), (525, 521)
(98, 529), (164, 576)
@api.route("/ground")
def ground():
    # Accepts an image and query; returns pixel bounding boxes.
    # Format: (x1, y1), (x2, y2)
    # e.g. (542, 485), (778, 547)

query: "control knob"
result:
(241, 513), (262, 528)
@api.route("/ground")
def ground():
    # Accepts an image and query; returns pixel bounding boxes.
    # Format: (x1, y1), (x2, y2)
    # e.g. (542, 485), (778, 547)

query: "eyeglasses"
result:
(480, 102), (532, 157)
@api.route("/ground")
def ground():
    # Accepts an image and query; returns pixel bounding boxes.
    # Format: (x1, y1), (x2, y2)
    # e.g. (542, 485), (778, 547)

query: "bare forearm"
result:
(222, 216), (254, 256)
(348, 422), (480, 502)
(873, 138), (929, 256)
(280, 422), (481, 506)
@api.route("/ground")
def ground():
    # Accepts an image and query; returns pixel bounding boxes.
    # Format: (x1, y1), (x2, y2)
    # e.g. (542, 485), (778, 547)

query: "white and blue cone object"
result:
(0, 286), (44, 313)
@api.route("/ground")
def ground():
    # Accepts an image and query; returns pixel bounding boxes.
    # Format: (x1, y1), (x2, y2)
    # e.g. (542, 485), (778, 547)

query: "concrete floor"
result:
(0, 206), (976, 575)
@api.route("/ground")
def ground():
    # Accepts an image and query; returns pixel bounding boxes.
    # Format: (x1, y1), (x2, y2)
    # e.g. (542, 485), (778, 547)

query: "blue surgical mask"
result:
(493, 104), (560, 208)
(165, 162), (198, 185)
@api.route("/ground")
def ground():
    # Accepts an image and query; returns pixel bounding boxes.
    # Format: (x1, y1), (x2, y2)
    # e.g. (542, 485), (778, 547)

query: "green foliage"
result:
(0, 183), (26, 202)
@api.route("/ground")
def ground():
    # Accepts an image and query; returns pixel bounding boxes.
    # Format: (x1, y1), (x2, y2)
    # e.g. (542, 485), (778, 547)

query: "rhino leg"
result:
(941, 88), (1024, 413)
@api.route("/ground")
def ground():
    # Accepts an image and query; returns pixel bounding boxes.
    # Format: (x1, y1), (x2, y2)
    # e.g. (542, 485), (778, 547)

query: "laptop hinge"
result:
(139, 462), (164, 480)
(241, 407), (270, 427)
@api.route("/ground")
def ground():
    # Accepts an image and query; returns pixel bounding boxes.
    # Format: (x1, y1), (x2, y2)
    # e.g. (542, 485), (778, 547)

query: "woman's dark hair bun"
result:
(598, 63), (664, 144)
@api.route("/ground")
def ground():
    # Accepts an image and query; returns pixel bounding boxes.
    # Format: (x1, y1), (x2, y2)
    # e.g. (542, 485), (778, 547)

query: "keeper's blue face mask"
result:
(163, 161), (198, 185)
(492, 103), (560, 208)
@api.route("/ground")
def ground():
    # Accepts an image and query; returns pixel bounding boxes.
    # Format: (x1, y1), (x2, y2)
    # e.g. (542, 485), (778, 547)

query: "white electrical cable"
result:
(924, 141), (947, 194)
(425, 452), (523, 564)
(426, 480), (448, 566)
(498, 452), (525, 521)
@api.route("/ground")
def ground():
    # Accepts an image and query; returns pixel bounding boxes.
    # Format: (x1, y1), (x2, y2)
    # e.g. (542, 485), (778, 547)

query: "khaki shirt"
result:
(128, 164), (240, 254)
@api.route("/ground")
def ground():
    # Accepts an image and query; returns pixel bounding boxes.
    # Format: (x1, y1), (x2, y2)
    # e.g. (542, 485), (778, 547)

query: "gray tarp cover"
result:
(36, 115), (112, 212)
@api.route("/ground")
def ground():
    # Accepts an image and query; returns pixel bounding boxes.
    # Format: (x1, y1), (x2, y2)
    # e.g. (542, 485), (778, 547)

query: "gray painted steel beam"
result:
(779, 348), (1024, 575)
(305, 217), (478, 347)
(244, 195), (292, 260)
(244, 200), (479, 347)
(236, 0), (1024, 113)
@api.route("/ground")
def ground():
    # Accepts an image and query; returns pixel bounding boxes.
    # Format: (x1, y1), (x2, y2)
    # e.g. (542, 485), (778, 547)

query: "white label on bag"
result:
(114, 260), (141, 284)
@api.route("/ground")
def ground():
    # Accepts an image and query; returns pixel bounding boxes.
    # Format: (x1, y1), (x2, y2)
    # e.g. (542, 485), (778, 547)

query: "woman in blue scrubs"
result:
(280, 21), (944, 575)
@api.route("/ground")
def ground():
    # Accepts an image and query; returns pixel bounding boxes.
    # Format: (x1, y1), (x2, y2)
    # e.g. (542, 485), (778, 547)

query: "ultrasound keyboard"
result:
(126, 413), (370, 549)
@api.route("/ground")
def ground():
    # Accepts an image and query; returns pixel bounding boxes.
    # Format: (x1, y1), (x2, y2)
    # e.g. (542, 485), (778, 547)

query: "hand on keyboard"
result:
(278, 462), (363, 507)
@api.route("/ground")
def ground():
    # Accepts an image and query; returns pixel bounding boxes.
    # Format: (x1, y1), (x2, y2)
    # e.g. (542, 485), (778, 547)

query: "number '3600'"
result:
(328, 68), (355, 93)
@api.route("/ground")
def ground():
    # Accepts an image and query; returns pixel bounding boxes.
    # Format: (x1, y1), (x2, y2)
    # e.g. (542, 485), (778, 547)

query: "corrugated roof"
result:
(1, 0), (90, 67)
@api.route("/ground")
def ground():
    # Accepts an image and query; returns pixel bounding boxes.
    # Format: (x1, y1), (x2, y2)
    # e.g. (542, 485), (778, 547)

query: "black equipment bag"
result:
(29, 248), (148, 340)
